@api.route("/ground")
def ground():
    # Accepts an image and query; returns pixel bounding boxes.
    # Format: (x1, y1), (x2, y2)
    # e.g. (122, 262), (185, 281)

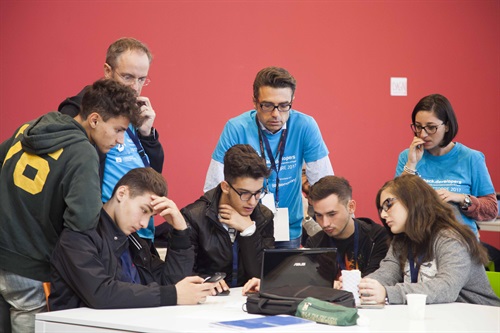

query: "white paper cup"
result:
(341, 269), (361, 305)
(406, 294), (427, 320)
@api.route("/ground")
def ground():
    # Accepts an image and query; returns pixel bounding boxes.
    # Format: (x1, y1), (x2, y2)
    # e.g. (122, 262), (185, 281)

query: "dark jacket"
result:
(58, 86), (164, 179)
(0, 112), (101, 281)
(49, 209), (194, 310)
(306, 218), (389, 277)
(181, 185), (275, 286)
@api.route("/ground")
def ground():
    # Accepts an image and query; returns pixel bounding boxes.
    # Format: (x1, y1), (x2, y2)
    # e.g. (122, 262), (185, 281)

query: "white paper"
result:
(273, 208), (290, 241)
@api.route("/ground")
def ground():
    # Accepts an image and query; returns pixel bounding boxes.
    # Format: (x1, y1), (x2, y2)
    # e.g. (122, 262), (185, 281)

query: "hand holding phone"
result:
(203, 272), (226, 283)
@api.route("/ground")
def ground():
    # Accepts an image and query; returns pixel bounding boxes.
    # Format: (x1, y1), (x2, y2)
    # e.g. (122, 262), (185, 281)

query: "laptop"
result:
(260, 248), (337, 292)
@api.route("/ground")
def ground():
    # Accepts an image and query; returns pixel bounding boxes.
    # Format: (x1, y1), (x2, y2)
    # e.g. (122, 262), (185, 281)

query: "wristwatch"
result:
(461, 194), (472, 210)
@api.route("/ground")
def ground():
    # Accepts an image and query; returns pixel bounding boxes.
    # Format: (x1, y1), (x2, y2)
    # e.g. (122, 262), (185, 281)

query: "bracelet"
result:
(403, 165), (419, 176)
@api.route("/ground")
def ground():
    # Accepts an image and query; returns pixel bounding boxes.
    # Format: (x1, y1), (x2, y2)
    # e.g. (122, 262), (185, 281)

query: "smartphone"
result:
(137, 100), (147, 107)
(203, 272), (226, 283)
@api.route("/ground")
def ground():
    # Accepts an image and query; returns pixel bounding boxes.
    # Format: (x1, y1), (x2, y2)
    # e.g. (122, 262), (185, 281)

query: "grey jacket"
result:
(367, 230), (500, 306)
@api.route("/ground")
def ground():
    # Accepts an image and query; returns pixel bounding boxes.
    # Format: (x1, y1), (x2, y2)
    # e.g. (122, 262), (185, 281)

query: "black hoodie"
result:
(0, 112), (102, 281)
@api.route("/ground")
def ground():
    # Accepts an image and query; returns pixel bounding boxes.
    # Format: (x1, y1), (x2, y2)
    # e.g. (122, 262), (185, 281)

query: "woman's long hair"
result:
(375, 174), (488, 269)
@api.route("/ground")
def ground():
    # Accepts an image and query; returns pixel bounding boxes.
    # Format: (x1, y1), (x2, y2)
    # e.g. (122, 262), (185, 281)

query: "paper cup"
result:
(406, 294), (427, 320)
(341, 269), (361, 305)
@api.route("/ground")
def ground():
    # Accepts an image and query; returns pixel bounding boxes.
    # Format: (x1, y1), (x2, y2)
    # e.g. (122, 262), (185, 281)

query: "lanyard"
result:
(408, 247), (423, 283)
(256, 117), (288, 207)
(330, 220), (359, 271)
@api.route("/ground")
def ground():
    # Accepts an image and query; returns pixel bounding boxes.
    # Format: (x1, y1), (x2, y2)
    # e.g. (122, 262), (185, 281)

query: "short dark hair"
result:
(105, 37), (153, 68)
(112, 167), (167, 198)
(253, 67), (296, 101)
(411, 94), (458, 147)
(308, 176), (352, 206)
(223, 144), (270, 184)
(81, 79), (142, 127)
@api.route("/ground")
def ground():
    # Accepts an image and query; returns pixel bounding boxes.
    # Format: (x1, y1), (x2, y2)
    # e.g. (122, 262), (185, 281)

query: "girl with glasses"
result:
(357, 174), (499, 306)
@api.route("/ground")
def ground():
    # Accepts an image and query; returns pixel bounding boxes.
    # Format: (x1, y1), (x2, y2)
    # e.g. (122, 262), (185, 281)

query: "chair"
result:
(43, 282), (51, 311)
(486, 271), (500, 298)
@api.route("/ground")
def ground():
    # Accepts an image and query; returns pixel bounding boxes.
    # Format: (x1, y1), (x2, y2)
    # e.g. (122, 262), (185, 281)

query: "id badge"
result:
(273, 208), (290, 241)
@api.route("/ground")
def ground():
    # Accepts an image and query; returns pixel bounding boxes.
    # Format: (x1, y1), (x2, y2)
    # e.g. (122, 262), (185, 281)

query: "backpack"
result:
(245, 285), (355, 315)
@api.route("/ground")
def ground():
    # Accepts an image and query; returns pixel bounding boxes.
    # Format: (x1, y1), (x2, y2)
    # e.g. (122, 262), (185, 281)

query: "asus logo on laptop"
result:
(293, 262), (306, 267)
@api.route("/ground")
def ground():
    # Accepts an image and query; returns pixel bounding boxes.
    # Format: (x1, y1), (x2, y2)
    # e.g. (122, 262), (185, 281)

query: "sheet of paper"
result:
(273, 208), (290, 241)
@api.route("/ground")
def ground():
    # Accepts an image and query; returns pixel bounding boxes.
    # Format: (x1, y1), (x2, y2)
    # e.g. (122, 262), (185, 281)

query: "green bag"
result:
(295, 297), (359, 326)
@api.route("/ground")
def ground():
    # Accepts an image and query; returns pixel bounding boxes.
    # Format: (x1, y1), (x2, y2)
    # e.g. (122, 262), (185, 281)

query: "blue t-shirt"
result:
(396, 142), (495, 235)
(102, 125), (154, 239)
(212, 110), (329, 239)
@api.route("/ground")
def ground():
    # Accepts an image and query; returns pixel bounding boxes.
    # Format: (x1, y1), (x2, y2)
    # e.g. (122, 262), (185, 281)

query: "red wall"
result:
(1, 1), (498, 246)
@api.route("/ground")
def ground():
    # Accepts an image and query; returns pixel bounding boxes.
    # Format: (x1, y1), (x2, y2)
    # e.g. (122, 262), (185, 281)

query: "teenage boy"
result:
(49, 168), (216, 310)
(183, 144), (274, 289)
(0, 79), (140, 332)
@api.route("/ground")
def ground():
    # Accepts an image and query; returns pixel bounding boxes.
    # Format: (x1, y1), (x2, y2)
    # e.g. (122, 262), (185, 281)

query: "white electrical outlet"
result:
(391, 77), (407, 96)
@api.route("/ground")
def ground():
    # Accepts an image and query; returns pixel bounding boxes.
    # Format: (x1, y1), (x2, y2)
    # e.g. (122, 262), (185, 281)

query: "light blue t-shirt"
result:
(396, 142), (495, 235)
(212, 110), (330, 239)
(102, 125), (154, 239)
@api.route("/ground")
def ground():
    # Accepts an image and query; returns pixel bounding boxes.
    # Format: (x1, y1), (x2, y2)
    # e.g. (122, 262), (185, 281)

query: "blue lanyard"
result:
(329, 220), (359, 271)
(256, 117), (288, 207)
(408, 247), (423, 283)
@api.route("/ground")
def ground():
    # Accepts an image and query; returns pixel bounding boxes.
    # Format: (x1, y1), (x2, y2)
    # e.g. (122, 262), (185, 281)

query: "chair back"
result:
(486, 271), (500, 298)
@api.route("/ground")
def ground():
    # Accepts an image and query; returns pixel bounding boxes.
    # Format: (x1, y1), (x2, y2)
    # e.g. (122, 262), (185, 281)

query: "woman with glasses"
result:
(395, 94), (497, 236)
(358, 174), (499, 306)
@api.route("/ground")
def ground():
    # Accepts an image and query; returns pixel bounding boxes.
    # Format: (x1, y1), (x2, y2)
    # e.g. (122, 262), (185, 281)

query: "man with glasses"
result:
(204, 66), (333, 249)
(182, 144), (274, 290)
(59, 38), (163, 243)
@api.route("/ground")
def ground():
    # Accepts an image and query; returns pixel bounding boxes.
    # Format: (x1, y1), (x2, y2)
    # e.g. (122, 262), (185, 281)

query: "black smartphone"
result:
(137, 100), (147, 107)
(203, 272), (226, 283)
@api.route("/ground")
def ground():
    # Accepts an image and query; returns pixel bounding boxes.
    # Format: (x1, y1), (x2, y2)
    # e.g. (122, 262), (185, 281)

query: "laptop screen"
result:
(260, 248), (337, 292)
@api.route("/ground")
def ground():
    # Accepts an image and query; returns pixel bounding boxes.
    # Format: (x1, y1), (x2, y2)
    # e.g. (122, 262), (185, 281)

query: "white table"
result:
(478, 219), (500, 232)
(36, 288), (500, 332)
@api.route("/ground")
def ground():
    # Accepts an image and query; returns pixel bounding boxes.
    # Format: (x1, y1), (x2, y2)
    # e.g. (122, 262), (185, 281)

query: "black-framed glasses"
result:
(410, 123), (444, 135)
(259, 102), (292, 113)
(228, 182), (267, 201)
(113, 70), (151, 87)
(379, 198), (398, 214)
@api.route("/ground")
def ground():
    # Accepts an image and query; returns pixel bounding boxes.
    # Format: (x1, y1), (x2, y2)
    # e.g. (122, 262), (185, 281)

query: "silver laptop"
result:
(260, 248), (337, 292)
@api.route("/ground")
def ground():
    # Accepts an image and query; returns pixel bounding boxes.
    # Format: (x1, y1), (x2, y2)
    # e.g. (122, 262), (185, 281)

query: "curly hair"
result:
(223, 144), (270, 184)
(375, 174), (488, 268)
(81, 79), (142, 127)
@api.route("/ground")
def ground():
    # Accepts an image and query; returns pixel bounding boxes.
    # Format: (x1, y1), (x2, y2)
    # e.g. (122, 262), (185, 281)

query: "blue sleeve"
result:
(302, 116), (329, 163)
(212, 121), (239, 163)
(470, 151), (495, 197)
(395, 150), (409, 177)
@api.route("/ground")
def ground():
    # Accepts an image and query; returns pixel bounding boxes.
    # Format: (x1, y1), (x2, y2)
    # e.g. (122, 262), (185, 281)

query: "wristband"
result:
(403, 165), (419, 176)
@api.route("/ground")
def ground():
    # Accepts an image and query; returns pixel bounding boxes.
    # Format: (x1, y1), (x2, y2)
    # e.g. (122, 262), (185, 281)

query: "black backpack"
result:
(245, 285), (355, 315)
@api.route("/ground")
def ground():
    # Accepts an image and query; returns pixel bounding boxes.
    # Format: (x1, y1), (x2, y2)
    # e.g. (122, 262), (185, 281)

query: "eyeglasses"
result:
(379, 198), (398, 214)
(410, 123), (444, 135)
(228, 182), (267, 201)
(259, 102), (292, 113)
(114, 71), (151, 87)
